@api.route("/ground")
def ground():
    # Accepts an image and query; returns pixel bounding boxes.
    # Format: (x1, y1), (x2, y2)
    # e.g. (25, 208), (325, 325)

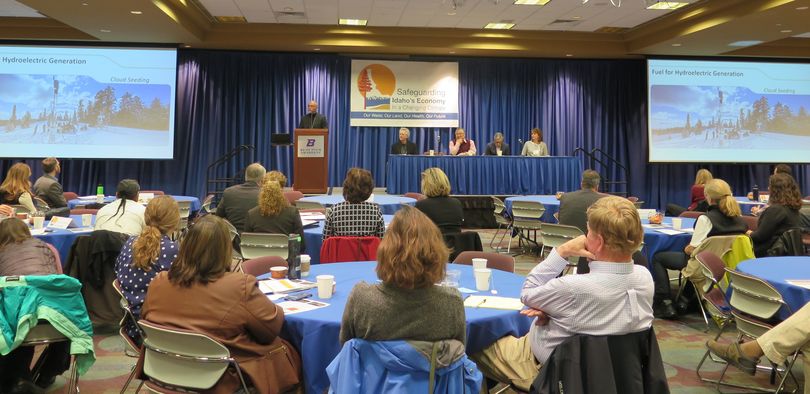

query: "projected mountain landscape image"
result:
(0, 74), (171, 146)
(650, 85), (810, 150)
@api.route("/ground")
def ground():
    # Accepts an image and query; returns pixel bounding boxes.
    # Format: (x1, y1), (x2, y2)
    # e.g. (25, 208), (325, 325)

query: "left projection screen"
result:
(0, 45), (177, 159)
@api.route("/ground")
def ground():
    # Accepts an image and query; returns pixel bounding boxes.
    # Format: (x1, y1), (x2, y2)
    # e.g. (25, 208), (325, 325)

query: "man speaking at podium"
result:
(298, 100), (328, 129)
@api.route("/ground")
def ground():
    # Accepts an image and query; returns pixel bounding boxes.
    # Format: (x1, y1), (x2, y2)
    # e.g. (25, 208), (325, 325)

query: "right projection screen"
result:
(647, 58), (810, 163)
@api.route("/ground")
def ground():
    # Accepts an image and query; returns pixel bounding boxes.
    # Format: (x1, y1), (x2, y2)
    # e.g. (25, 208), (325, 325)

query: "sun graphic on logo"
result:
(357, 64), (396, 110)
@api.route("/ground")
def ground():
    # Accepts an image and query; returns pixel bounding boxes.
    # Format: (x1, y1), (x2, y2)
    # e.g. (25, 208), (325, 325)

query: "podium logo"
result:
(306, 139), (316, 147)
(357, 64), (396, 110)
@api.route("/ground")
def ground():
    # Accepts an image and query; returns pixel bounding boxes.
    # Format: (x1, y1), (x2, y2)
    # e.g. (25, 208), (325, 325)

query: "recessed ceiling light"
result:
(728, 40), (763, 47)
(339, 19), (368, 26)
(183, 44), (191, 48)
(82, 2), (88, 5)
(513, 0), (551, 5)
(100, 29), (111, 33)
(130, 10), (142, 15)
(314, 48), (321, 51)
(448, 11), (457, 15)
(646, 1), (689, 10)
(484, 22), (515, 29)
(571, 16), (582, 20)
(449, 51), (456, 54)
(796, 6), (809, 10)
(781, 29), (793, 33)
(284, 7), (293, 11)
(565, 54), (573, 57)
(671, 43), (682, 46)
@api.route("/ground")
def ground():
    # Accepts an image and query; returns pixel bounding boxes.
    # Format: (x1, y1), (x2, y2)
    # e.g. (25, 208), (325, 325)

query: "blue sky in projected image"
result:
(0, 74), (170, 118)
(650, 85), (810, 130)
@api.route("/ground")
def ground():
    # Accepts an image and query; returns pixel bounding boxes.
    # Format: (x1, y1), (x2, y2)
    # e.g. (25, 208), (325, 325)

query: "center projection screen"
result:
(647, 58), (810, 163)
(0, 45), (177, 159)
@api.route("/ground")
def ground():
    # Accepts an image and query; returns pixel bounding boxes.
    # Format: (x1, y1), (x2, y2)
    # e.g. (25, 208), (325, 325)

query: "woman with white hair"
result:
(390, 127), (418, 155)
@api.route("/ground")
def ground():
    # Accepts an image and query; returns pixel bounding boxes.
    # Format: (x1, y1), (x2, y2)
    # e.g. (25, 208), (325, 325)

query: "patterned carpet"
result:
(38, 229), (803, 393)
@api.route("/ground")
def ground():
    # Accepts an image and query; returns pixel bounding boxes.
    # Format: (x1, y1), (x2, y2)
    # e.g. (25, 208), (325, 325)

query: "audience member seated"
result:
(390, 127), (418, 155)
(94, 179), (146, 236)
(264, 170), (287, 189)
(141, 215), (301, 393)
(114, 196), (180, 344)
(216, 162), (266, 231)
(558, 169), (605, 274)
(520, 127), (549, 157)
(323, 168), (385, 240)
(652, 179), (746, 319)
(666, 168), (712, 217)
(415, 167), (463, 235)
(244, 179), (305, 251)
(707, 302), (810, 380)
(0, 162), (37, 213)
(748, 173), (801, 257)
(0, 217), (59, 277)
(471, 196), (652, 392)
(484, 132), (511, 156)
(340, 205), (465, 344)
(449, 127), (476, 156)
(774, 163), (792, 176)
(32, 157), (68, 209)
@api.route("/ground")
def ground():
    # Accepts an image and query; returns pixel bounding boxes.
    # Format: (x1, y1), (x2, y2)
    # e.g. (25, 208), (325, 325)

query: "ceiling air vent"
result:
(548, 19), (582, 27)
(274, 11), (307, 22)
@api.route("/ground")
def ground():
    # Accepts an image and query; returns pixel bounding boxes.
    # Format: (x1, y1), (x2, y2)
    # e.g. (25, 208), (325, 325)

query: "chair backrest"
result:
(138, 320), (234, 390)
(679, 210), (704, 219)
(695, 251), (726, 293)
(63, 192), (79, 201)
(740, 215), (758, 231)
(766, 228), (805, 257)
(539, 223), (585, 251)
(140, 190), (165, 196)
(404, 192), (426, 201)
(443, 232), (483, 262)
(725, 268), (787, 320)
(241, 255), (289, 276)
(239, 232), (289, 260)
(490, 196), (511, 225)
(695, 251), (732, 319)
(511, 200), (545, 220)
(177, 200), (192, 219)
(11, 204), (30, 214)
(224, 220), (239, 241)
(453, 251), (515, 273)
(320, 236), (381, 263)
(283, 191), (305, 204)
(200, 194), (215, 214)
(296, 200), (326, 211)
(112, 279), (142, 354)
(70, 208), (98, 215)
(45, 243), (63, 274)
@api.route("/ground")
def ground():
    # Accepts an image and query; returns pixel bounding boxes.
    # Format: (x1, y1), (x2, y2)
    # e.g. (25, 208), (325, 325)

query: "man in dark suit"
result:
(297, 100), (328, 129)
(483, 132), (511, 156)
(216, 163), (266, 231)
(32, 157), (67, 208)
(390, 127), (418, 155)
(558, 169), (605, 274)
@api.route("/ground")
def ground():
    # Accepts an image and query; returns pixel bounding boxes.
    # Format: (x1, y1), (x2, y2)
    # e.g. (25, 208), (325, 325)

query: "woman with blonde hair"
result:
(0, 163), (36, 213)
(114, 195), (180, 343)
(652, 178), (746, 319)
(340, 205), (465, 344)
(666, 168), (713, 216)
(244, 178), (305, 251)
(416, 167), (464, 235)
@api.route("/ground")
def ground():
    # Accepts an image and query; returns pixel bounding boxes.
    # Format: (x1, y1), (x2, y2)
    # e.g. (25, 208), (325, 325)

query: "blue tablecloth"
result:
(303, 215), (394, 265)
(68, 195), (201, 212)
(736, 257), (810, 320)
(33, 214), (96, 264)
(270, 261), (532, 394)
(298, 195), (414, 215)
(641, 217), (695, 263)
(504, 195), (560, 222)
(735, 196), (765, 215)
(386, 156), (582, 195)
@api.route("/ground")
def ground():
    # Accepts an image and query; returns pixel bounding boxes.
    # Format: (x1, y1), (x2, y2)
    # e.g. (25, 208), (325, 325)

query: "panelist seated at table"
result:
(484, 132), (511, 156)
(448, 127), (476, 156)
(708, 301), (810, 381)
(520, 128), (549, 157)
(245, 180), (305, 252)
(141, 215), (302, 394)
(114, 196), (180, 345)
(390, 127), (418, 155)
(0, 217), (59, 276)
(323, 168), (385, 240)
(651, 179), (747, 319)
(340, 206), (465, 345)
(471, 197), (653, 392)
(0, 162), (37, 214)
(747, 173), (802, 257)
(94, 179), (146, 236)
(415, 168), (464, 235)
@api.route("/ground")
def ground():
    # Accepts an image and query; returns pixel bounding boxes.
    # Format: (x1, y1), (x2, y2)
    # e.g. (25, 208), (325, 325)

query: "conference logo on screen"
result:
(357, 64), (396, 110)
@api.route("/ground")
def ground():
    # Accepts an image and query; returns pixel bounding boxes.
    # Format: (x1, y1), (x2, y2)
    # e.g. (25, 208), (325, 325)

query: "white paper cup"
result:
(33, 216), (45, 230)
(81, 214), (92, 227)
(317, 275), (335, 299)
(671, 217), (683, 230)
(270, 266), (288, 279)
(474, 268), (492, 291)
(472, 258), (487, 270)
(96, 194), (104, 204)
(496, 150), (502, 156)
(300, 255), (311, 277)
(428, 149), (435, 156)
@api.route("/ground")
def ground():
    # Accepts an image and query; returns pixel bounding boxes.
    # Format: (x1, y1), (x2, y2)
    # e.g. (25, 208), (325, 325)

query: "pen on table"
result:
(476, 298), (487, 308)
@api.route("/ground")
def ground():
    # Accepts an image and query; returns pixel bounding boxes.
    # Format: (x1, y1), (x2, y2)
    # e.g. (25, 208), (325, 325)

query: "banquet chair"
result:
(721, 269), (799, 393)
(404, 192), (426, 201)
(510, 201), (545, 255)
(538, 224), (584, 262)
(112, 279), (142, 393)
(63, 192), (79, 202)
(320, 236), (381, 263)
(136, 320), (251, 394)
(283, 190), (305, 204)
(10, 204), (31, 214)
(453, 251), (515, 273)
(200, 194), (215, 214)
(694, 252), (736, 383)
(19, 323), (80, 394)
(242, 255), (289, 277)
(295, 200), (326, 212)
(239, 233), (289, 260)
(177, 200), (193, 230)
(490, 197), (513, 253)
(444, 232), (483, 262)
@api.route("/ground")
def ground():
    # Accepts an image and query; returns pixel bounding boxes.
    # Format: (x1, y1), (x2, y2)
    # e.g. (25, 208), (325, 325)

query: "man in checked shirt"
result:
(472, 196), (654, 391)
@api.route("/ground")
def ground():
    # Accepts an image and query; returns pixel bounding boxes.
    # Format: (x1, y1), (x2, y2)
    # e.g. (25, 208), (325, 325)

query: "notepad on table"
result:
(655, 229), (685, 235)
(463, 295), (523, 311)
(786, 280), (810, 291)
(258, 279), (317, 294)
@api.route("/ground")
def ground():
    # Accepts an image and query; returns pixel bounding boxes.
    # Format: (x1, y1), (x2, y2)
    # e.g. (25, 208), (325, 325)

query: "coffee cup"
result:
(671, 217), (683, 230)
(33, 216), (45, 230)
(317, 275), (335, 299)
(81, 214), (92, 227)
(96, 194), (104, 204)
(270, 266), (288, 279)
(472, 258), (487, 270)
(474, 268), (492, 291)
(428, 149), (435, 156)
(300, 255), (311, 277)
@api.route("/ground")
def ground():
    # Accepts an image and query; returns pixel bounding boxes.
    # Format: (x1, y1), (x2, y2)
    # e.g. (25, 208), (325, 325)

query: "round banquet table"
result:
(641, 216), (696, 264)
(67, 195), (201, 212)
(33, 214), (96, 264)
(267, 261), (532, 394)
(297, 195), (415, 215)
(302, 215), (393, 265)
(736, 257), (810, 320)
(734, 196), (766, 215)
(503, 195), (560, 222)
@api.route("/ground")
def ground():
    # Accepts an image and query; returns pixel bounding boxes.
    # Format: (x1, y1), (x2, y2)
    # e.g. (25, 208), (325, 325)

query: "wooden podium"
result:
(293, 128), (329, 193)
